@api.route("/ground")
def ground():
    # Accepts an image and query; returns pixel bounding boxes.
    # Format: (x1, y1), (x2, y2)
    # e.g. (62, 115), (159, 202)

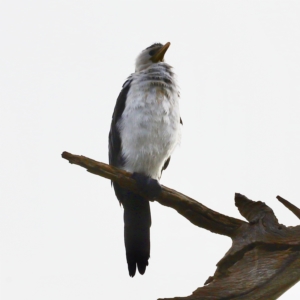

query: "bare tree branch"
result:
(160, 195), (300, 300)
(277, 195), (300, 220)
(62, 151), (245, 237)
(62, 151), (300, 300)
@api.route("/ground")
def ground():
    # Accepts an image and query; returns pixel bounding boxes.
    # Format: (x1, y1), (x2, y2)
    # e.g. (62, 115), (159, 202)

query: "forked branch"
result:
(62, 151), (300, 300)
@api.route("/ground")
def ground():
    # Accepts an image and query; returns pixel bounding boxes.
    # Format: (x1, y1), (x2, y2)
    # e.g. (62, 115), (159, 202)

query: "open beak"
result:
(151, 42), (171, 63)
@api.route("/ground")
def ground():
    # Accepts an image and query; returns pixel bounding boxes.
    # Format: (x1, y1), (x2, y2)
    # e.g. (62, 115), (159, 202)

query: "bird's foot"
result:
(131, 173), (162, 200)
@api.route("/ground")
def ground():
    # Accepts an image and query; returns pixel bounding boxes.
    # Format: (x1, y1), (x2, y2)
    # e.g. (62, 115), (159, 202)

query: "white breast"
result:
(118, 64), (181, 180)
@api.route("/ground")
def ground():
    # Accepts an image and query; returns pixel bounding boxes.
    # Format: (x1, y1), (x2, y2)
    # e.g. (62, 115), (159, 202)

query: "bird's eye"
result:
(149, 49), (155, 56)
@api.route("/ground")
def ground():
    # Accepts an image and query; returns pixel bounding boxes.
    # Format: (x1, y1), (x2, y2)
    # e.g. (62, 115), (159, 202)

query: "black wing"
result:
(161, 156), (171, 176)
(160, 116), (183, 176)
(109, 79), (132, 168)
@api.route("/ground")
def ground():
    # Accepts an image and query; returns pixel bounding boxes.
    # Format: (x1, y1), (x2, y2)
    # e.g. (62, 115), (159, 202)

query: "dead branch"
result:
(62, 151), (300, 300)
(61, 151), (245, 237)
(277, 195), (300, 220)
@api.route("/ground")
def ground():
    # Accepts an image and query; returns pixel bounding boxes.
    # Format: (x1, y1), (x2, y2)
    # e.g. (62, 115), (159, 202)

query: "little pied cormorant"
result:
(109, 42), (182, 277)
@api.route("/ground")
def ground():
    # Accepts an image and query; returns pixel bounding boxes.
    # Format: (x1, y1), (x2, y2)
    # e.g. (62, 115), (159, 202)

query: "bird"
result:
(109, 42), (182, 277)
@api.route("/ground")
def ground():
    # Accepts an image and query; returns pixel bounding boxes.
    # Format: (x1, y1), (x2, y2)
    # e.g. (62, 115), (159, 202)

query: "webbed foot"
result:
(131, 173), (162, 200)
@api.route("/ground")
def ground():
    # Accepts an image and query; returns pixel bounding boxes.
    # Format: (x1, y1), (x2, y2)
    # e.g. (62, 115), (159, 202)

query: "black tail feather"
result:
(125, 225), (150, 276)
(113, 183), (151, 277)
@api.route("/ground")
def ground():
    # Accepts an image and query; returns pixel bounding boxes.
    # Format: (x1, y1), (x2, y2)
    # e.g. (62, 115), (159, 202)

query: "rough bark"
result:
(62, 151), (300, 300)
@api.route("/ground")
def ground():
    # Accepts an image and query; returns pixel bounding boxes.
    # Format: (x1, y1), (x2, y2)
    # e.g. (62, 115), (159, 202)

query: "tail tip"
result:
(137, 262), (147, 275)
(128, 263), (136, 277)
(127, 261), (148, 277)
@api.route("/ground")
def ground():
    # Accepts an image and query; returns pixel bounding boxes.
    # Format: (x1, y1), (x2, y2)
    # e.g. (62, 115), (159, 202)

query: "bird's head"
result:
(135, 42), (171, 72)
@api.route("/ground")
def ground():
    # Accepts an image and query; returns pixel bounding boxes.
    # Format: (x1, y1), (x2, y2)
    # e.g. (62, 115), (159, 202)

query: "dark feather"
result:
(146, 43), (163, 50)
(109, 79), (132, 168)
(114, 182), (151, 277)
(160, 117), (182, 176)
(161, 156), (171, 176)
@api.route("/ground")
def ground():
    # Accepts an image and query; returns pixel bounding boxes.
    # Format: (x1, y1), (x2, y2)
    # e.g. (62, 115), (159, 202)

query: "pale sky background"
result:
(1, 1), (300, 299)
